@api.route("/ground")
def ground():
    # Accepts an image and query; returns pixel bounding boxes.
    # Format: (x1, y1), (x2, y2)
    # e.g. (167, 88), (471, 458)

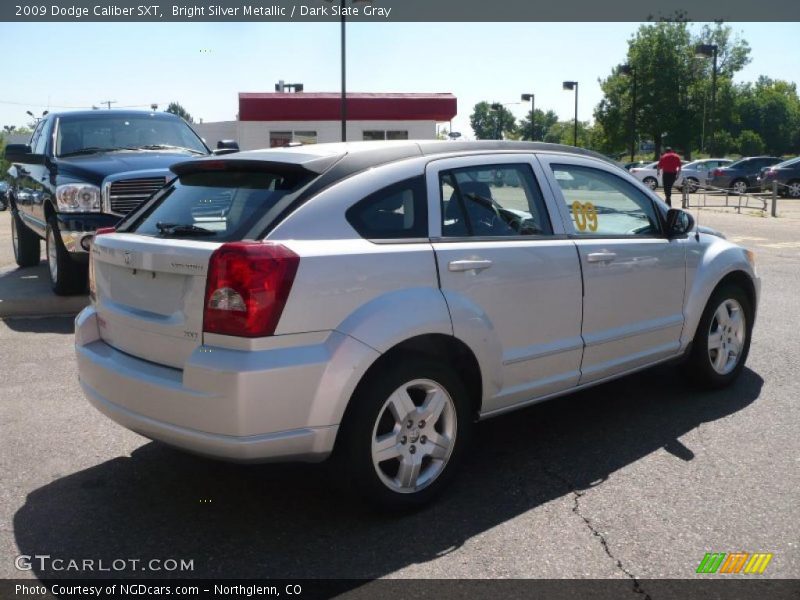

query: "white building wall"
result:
(193, 120), (437, 151)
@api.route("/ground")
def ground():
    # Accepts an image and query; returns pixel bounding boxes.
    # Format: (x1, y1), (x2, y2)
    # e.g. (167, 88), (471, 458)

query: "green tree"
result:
(594, 22), (751, 159)
(470, 102), (516, 140)
(166, 102), (194, 123)
(517, 109), (559, 142)
(735, 77), (800, 155)
(543, 120), (594, 148)
(737, 130), (765, 156)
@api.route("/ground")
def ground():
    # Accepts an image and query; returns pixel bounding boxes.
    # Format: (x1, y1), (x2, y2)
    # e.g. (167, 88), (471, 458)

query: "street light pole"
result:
(521, 93), (535, 140)
(695, 43), (718, 156)
(562, 81), (579, 147)
(620, 65), (637, 162)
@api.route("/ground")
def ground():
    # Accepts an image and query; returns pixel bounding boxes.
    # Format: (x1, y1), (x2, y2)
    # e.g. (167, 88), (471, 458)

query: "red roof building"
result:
(193, 91), (458, 150)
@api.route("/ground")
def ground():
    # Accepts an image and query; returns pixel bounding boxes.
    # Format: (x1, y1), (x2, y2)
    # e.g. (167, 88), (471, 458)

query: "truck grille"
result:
(108, 177), (167, 215)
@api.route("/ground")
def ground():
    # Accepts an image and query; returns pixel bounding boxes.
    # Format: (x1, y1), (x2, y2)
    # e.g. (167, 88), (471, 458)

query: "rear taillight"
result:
(203, 242), (299, 338)
(89, 227), (116, 301)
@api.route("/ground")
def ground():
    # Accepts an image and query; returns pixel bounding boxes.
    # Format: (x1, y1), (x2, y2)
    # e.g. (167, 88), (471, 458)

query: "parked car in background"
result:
(622, 160), (651, 171)
(709, 156), (783, 194)
(0, 181), (8, 210)
(676, 158), (733, 192)
(630, 160), (689, 190)
(4, 110), (238, 295)
(629, 161), (660, 189)
(76, 140), (759, 509)
(759, 156), (800, 197)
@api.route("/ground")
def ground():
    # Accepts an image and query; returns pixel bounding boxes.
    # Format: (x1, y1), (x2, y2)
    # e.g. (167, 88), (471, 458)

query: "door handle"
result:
(448, 259), (493, 273)
(586, 252), (617, 263)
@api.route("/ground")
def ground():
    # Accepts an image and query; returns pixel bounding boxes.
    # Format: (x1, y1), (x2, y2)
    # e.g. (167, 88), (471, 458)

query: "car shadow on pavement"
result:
(2, 316), (74, 335)
(0, 263), (88, 320)
(13, 364), (763, 581)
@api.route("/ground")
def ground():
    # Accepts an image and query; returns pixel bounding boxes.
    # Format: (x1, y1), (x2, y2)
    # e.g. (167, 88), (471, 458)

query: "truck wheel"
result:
(688, 284), (753, 389)
(46, 217), (87, 295)
(338, 357), (473, 511)
(11, 211), (41, 268)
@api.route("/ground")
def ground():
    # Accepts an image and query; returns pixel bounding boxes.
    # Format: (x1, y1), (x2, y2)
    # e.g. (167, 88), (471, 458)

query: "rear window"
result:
(128, 170), (312, 242)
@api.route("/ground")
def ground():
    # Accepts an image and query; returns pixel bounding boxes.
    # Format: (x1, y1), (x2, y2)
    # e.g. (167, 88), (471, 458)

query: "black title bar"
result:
(4, 0), (800, 22)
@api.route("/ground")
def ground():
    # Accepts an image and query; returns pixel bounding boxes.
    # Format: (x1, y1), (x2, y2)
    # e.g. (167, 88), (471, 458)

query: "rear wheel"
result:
(11, 211), (41, 267)
(688, 285), (753, 389)
(643, 176), (658, 190)
(45, 217), (87, 295)
(337, 357), (473, 510)
(684, 177), (699, 193)
(786, 180), (800, 198)
(731, 179), (748, 195)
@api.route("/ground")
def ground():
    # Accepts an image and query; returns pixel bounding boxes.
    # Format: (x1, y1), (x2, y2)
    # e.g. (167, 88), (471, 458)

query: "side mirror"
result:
(4, 144), (43, 163)
(666, 208), (694, 237)
(213, 140), (239, 155)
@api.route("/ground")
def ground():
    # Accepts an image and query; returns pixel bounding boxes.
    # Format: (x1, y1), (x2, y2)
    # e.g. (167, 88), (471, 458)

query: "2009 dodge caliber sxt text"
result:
(75, 141), (759, 509)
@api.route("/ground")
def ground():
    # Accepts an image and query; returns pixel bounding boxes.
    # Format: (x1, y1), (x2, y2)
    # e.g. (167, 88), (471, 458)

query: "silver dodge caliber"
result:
(75, 141), (759, 509)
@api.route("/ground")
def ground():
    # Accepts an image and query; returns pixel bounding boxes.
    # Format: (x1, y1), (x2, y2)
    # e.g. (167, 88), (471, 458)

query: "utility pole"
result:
(100, 100), (117, 110)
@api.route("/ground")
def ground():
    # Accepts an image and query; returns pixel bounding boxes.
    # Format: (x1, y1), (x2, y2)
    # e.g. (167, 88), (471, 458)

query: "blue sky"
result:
(1, 22), (798, 138)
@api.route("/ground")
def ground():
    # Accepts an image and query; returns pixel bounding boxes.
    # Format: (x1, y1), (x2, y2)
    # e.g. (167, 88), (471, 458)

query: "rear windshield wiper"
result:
(138, 144), (207, 155)
(155, 222), (216, 236)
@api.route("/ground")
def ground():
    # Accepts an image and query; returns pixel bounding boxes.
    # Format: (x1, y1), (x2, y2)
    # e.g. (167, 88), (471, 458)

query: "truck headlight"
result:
(56, 184), (102, 212)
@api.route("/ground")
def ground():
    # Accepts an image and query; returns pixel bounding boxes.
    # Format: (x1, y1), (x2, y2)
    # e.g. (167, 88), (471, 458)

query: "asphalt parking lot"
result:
(0, 203), (798, 590)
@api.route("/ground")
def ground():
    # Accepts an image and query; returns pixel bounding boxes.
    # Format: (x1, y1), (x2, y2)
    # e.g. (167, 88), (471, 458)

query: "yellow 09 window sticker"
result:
(571, 201), (598, 232)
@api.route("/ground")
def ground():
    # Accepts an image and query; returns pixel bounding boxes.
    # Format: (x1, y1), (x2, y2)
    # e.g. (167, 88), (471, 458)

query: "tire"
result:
(685, 177), (699, 193)
(11, 211), (41, 268)
(45, 217), (88, 295)
(336, 356), (473, 511)
(688, 284), (753, 389)
(786, 180), (800, 199)
(643, 176), (658, 190)
(731, 179), (748, 195)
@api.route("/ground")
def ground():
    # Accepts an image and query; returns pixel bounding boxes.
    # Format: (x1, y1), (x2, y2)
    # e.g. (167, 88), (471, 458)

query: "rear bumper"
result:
(74, 306), (377, 463)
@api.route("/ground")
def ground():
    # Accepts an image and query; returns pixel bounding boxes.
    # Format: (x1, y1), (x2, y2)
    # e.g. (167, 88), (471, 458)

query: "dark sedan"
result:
(709, 156), (783, 194)
(760, 157), (800, 198)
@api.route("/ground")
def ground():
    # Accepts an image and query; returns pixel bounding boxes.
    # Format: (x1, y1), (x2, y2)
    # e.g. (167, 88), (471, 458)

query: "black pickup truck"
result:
(5, 110), (238, 294)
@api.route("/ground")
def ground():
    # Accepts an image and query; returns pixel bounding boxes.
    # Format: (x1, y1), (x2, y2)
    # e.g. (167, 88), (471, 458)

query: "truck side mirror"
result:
(213, 140), (240, 155)
(4, 144), (43, 163)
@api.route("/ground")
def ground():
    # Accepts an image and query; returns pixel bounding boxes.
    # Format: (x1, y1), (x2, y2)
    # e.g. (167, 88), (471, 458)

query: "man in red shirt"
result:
(657, 147), (682, 207)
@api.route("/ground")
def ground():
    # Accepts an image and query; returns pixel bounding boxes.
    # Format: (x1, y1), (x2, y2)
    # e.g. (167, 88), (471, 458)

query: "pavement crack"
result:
(538, 463), (653, 600)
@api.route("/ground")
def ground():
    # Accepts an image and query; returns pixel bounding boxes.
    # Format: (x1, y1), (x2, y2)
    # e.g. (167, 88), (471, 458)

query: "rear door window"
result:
(346, 176), (427, 240)
(127, 169), (313, 242)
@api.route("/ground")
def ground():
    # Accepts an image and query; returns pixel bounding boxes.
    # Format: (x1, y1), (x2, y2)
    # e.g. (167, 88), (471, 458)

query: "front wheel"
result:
(731, 179), (748, 195)
(11, 211), (41, 267)
(45, 217), (87, 295)
(337, 357), (473, 510)
(688, 285), (753, 389)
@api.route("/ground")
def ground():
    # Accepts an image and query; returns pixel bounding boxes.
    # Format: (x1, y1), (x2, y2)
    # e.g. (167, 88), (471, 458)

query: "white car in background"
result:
(630, 160), (689, 190)
(629, 161), (661, 189)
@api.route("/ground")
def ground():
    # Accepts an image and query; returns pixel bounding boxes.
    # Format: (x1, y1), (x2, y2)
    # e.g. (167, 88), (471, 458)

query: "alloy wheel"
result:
(732, 180), (748, 194)
(707, 298), (746, 376)
(787, 182), (800, 198)
(370, 378), (457, 494)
